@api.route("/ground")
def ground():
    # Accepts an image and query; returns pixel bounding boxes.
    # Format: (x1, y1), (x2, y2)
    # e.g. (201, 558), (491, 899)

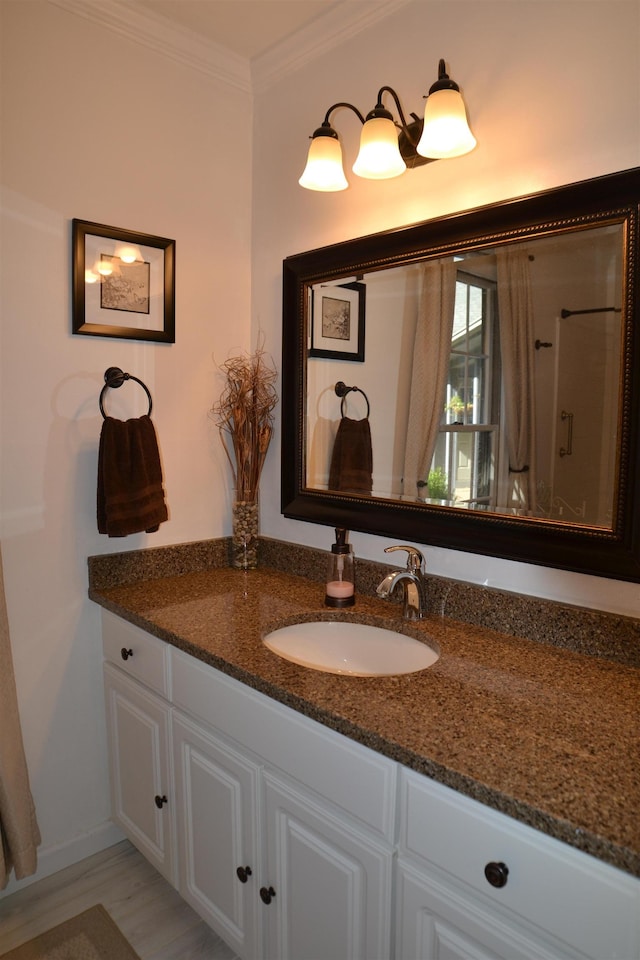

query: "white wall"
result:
(1, 0), (252, 888)
(253, 0), (640, 617)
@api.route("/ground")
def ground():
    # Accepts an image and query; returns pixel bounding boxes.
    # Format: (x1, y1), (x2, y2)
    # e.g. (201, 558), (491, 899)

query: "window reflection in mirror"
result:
(305, 222), (622, 530)
(435, 270), (500, 511)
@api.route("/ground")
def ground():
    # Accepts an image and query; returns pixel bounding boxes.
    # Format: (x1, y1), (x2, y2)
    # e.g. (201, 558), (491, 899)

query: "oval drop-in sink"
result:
(263, 620), (439, 677)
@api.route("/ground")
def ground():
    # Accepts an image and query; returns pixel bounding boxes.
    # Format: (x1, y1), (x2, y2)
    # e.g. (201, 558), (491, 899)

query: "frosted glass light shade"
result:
(417, 88), (477, 159)
(352, 117), (406, 180)
(299, 135), (348, 191)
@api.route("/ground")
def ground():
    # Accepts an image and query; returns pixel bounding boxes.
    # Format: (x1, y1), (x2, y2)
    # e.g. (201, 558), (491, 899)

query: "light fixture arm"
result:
(306, 102), (366, 144)
(321, 102), (366, 127)
(374, 86), (411, 132)
(372, 85), (425, 161)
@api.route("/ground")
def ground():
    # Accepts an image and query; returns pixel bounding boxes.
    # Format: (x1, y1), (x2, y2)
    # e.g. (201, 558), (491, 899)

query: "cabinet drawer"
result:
(102, 611), (170, 697)
(399, 769), (639, 960)
(171, 647), (396, 841)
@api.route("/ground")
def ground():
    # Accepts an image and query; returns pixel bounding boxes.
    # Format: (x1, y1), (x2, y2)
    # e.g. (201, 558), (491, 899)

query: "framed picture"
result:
(72, 219), (175, 342)
(309, 281), (365, 361)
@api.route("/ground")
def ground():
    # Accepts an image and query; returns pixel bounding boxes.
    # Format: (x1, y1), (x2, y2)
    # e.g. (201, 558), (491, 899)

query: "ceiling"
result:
(129, 0), (344, 60)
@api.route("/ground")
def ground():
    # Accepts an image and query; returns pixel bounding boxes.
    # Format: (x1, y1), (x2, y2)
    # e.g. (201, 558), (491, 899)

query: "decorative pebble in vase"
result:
(232, 497), (259, 569)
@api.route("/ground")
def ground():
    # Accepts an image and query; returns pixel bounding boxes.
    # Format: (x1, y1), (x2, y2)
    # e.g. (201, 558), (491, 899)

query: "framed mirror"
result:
(282, 168), (640, 581)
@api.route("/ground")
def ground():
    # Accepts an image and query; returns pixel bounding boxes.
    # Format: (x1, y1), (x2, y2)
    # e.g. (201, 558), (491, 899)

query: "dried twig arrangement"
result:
(212, 344), (278, 501)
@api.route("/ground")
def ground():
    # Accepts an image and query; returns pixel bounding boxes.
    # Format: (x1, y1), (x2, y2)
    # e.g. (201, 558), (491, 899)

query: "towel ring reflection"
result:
(99, 366), (153, 419)
(335, 380), (370, 419)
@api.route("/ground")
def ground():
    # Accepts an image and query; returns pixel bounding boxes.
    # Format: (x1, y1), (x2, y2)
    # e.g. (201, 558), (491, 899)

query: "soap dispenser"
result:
(325, 528), (355, 607)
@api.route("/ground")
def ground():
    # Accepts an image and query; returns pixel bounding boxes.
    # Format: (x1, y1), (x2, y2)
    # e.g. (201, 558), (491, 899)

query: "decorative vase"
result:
(231, 497), (259, 569)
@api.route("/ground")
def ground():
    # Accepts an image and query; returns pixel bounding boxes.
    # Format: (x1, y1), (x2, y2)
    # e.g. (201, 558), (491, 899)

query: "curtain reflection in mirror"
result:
(496, 247), (537, 513)
(402, 260), (456, 497)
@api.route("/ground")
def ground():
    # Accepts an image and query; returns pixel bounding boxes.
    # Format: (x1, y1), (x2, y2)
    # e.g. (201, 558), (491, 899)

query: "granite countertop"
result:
(89, 561), (640, 879)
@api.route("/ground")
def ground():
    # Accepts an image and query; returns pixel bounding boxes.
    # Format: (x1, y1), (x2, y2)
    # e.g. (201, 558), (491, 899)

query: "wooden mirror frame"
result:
(281, 168), (640, 581)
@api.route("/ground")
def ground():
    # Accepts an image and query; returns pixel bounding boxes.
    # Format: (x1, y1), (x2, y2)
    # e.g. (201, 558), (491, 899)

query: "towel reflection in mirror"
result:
(328, 414), (373, 493)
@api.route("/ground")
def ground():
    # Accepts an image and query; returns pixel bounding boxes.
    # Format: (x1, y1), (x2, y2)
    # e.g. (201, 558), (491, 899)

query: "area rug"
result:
(0, 904), (141, 960)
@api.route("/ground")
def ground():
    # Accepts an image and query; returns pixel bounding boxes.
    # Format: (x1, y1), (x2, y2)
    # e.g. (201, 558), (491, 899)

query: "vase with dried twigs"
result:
(212, 344), (278, 569)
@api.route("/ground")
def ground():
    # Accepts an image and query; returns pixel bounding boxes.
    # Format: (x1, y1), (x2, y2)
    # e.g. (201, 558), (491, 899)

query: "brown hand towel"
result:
(97, 414), (168, 537)
(328, 416), (373, 494)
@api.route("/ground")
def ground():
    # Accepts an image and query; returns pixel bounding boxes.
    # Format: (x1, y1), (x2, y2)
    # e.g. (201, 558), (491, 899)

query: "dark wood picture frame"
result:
(72, 219), (175, 342)
(309, 281), (365, 361)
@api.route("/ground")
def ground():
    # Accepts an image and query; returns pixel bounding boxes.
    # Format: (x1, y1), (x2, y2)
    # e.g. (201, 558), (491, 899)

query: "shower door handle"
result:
(559, 410), (573, 457)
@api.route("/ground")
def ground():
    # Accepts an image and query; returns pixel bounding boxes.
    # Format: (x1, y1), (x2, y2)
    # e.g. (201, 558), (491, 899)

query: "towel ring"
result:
(335, 380), (370, 419)
(99, 366), (152, 419)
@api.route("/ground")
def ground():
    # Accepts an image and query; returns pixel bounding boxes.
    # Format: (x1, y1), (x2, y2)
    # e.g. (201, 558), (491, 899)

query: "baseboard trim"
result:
(0, 820), (125, 898)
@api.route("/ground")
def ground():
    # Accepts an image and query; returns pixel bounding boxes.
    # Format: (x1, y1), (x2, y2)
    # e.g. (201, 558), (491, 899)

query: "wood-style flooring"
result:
(0, 840), (238, 959)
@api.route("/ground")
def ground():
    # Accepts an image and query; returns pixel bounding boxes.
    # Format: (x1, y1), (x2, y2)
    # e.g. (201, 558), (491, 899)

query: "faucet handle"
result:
(384, 544), (424, 572)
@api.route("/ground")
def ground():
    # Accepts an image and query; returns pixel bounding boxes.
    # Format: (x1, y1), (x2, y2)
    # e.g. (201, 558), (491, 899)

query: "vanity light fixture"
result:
(299, 59), (476, 192)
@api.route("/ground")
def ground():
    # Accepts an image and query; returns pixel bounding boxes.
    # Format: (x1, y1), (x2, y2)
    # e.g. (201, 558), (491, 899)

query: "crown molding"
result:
(48, 0), (252, 93)
(49, 0), (412, 95)
(252, 0), (413, 90)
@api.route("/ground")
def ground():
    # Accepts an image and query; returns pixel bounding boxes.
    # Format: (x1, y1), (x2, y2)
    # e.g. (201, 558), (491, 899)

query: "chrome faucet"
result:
(376, 545), (427, 620)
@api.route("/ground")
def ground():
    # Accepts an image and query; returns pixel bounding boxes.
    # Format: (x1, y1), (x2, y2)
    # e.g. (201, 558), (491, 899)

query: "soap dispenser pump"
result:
(325, 528), (355, 607)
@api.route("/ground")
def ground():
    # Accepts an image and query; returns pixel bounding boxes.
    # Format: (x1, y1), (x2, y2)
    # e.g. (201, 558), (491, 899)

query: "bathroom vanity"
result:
(91, 550), (640, 960)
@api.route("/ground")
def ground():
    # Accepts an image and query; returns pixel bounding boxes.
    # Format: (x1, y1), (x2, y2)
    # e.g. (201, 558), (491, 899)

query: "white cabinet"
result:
(101, 611), (640, 960)
(170, 645), (395, 960)
(171, 716), (392, 960)
(102, 612), (395, 960)
(396, 768), (640, 960)
(397, 857), (559, 960)
(172, 711), (261, 959)
(103, 663), (176, 884)
(262, 770), (392, 960)
(169, 645), (396, 843)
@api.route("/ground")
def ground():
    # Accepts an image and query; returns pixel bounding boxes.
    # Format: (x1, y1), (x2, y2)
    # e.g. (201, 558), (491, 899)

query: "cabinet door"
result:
(173, 712), (261, 960)
(103, 663), (175, 884)
(397, 858), (578, 960)
(263, 771), (392, 960)
(399, 768), (640, 960)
